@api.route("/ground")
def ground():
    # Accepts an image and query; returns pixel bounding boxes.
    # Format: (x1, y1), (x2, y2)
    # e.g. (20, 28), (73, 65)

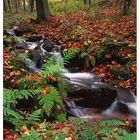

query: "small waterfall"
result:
(7, 28), (136, 123)
(24, 58), (40, 73)
(48, 52), (64, 68)
(102, 100), (118, 116)
(63, 73), (100, 87)
(127, 103), (136, 116)
(65, 100), (85, 117)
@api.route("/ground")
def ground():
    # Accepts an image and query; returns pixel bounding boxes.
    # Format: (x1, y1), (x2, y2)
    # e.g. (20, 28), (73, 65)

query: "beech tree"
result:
(122, 0), (132, 15)
(35, 0), (51, 21)
(29, 0), (35, 12)
(3, 0), (7, 13)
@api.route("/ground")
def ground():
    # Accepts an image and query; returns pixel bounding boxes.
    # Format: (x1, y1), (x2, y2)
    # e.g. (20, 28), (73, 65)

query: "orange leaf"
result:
(21, 125), (30, 133)
(113, 127), (118, 132)
(41, 87), (49, 95)
(124, 119), (130, 125)
(69, 134), (77, 140)
(109, 135), (117, 140)
(55, 123), (65, 129)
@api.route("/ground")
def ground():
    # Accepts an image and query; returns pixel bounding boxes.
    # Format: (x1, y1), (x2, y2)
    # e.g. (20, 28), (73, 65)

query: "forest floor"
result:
(3, 3), (137, 140)
(4, 4), (136, 93)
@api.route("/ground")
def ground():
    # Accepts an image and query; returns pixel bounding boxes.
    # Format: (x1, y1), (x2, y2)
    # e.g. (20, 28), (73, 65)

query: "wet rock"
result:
(24, 58), (40, 73)
(117, 87), (136, 103)
(65, 77), (136, 120)
(117, 101), (136, 116)
(16, 41), (38, 50)
(64, 73), (117, 109)
(26, 34), (42, 42)
(12, 26), (34, 36)
(41, 39), (54, 52)
(67, 86), (117, 109)
(28, 49), (46, 68)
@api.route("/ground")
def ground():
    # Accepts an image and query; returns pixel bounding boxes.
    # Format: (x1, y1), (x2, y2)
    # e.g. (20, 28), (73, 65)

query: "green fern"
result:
(15, 89), (35, 99)
(40, 64), (62, 78)
(49, 133), (68, 140)
(63, 48), (79, 64)
(26, 109), (42, 122)
(98, 119), (124, 128)
(9, 52), (28, 70)
(4, 107), (23, 120)
(123, 132), (137, 140)
(4, 88), (42, 128)
(18, 77), (38, 90)
(78, 128), (96, 140)
(16, 127), (42, 140)
(38, 86), (62, 116)
(4, 48), (77, 131)
(3, 89), (18, 106)
(98, 127), (113, 137)
(40, 56), (62, 80)
(80, 51), (88, 58)
(58, 77), (68, 97)
(56, 113), (66, 122)
(96, 119), (124, 138)
(96, 119), (136, 140)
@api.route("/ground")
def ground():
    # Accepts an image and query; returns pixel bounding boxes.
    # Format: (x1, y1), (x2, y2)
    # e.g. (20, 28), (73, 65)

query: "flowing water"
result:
(7, 28), (136, 123)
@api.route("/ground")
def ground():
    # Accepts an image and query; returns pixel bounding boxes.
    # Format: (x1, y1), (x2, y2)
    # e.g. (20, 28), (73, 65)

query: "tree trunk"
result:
(17, 0), (21, 9)
(36, 0), (51, 21)
(84, 0), (91, 6)
(29, 0), (35, 12)
(122, 0), (132, 15)
(23, 0), (26, 11)
(3, 0), (7, 13)
(7, 0), (11, 12)
(14, 0), (18, 13)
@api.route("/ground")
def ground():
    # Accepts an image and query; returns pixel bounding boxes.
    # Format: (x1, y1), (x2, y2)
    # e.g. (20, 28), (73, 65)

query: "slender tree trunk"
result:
(3, 0), (7, 13)
(122, 0), (132, 15)
(42, 0), (52, 17)
(36, 0), (51, 21)
(17, 0), (21, 9)
(23, 0), (26, 11)
(29, 0), (34, 12)
(14, 0), (18, 13)
(7, 0), (11, 12)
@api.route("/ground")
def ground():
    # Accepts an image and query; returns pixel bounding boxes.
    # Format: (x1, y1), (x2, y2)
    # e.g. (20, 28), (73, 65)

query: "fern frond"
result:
(98, 119), (124, 128)
(123, 132), (136, 140)
(3, 89), (18, 106)
(9, 52), (28, 70)
(4, 107), (23, 119)
(38, 86), (62, 116)
(18, 77), (38, 90)
(16, 127), (42, 140)
(63, 48), (79, 65)
(77, 128), (96, 140)
(15, 89), (33, 99)
(58, 77), (68, 97)
(40, 64), (62, 78)
(26, 109), (42, 122)
(56, 113), (66, 122)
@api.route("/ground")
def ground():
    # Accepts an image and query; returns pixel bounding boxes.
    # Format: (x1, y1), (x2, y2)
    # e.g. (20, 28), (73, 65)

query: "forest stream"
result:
(6, 27), (136, 126)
